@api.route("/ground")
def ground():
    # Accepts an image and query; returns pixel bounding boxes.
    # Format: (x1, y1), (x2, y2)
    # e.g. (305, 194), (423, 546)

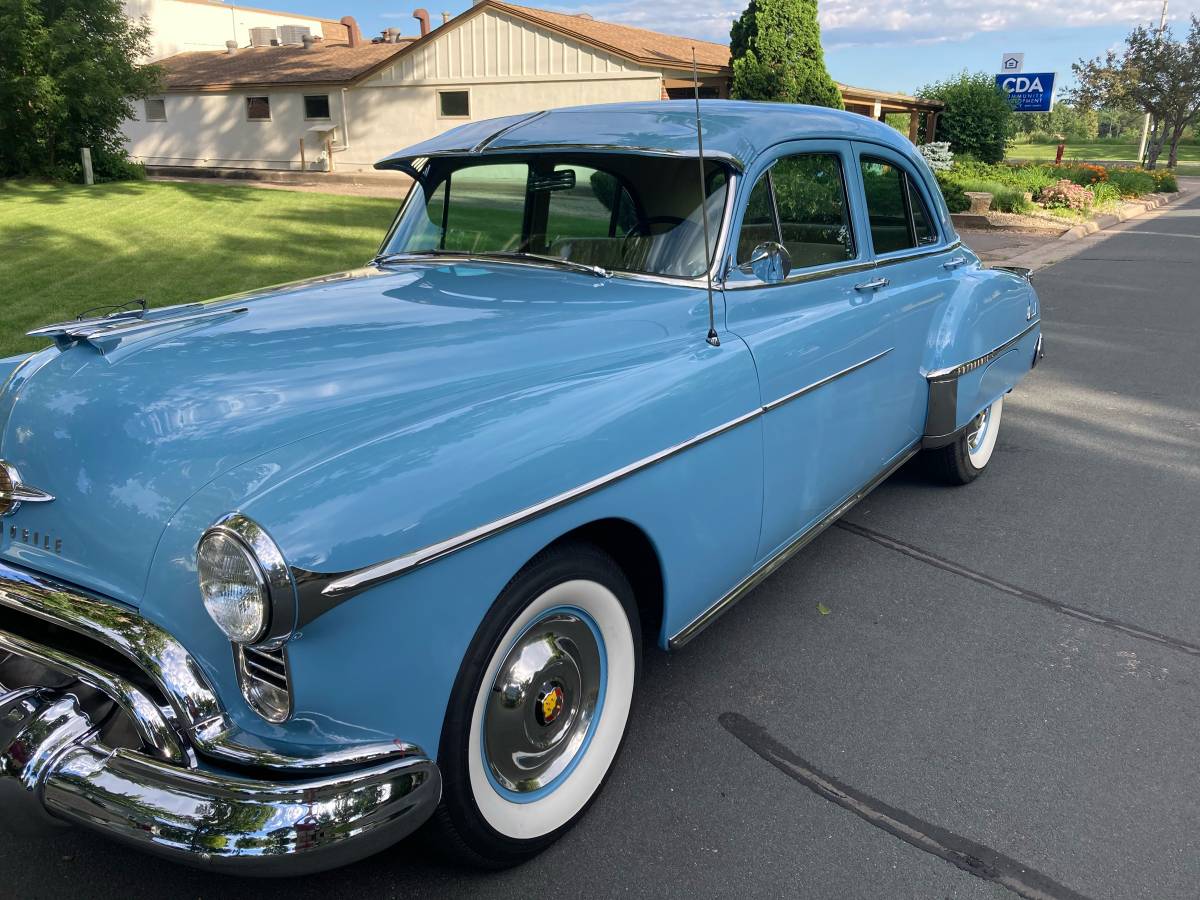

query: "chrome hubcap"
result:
(967, 405), (992, 456)
(484, 610), (603, 794)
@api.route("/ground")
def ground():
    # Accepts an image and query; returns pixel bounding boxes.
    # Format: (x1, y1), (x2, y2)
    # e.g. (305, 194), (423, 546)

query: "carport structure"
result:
(838, 83), (942, 143)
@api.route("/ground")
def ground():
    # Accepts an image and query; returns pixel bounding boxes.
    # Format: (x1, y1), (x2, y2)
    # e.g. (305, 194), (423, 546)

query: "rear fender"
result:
(922, 266), (1041, 446)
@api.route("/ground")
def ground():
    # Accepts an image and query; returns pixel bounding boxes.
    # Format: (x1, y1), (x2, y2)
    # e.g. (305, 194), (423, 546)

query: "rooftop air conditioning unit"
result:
(278, 25), (312, 45)
(249, 27), (277, 48)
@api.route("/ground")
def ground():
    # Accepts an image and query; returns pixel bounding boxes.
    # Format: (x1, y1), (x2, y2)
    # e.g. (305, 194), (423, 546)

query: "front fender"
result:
(140, 290), (764, 757)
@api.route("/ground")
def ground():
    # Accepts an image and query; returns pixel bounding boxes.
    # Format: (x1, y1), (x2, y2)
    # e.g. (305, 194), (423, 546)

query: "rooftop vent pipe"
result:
(341, 15), (363, 48)
(441, 11), (451, 24)
(413, 8), (430, 36)
(225, 39), (238, 54)
(385, 27), (400, 43)
(301, 34), (315, 49)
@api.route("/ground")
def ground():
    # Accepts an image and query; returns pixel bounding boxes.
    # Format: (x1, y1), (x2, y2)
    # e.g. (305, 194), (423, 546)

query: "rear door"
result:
(850, 144), (962, 445)
(723, 140), (907, 564)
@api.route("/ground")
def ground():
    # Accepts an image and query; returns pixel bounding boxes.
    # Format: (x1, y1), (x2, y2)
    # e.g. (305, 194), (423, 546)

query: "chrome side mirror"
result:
(738, 242), (792, 284)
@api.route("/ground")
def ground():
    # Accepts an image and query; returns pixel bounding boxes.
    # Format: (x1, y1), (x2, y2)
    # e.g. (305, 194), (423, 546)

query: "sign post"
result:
(994, 73), (1056, 113)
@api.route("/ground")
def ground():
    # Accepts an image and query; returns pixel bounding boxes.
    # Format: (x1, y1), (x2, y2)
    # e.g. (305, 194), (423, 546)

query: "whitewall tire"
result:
(928, 395), (1004, 485)
(433, 542), (640, 866)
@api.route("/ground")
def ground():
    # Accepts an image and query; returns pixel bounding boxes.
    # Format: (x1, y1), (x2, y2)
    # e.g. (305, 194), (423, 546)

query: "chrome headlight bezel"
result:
(197, 513), (296, 647)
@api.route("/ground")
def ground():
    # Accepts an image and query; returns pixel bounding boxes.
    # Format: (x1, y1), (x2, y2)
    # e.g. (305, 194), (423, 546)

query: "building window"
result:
(304, 94), (331, 120)
(144, 98), (166, 122)
(438, 90), (470, 119)
(246, 96), (271, 121)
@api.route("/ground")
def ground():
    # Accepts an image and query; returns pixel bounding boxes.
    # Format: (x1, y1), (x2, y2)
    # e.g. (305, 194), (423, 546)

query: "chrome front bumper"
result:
(0, 562), (441, 875)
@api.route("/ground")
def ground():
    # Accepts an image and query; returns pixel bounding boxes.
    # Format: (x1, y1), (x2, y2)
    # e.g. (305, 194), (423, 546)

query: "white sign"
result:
(1001, 53), (1024, 72)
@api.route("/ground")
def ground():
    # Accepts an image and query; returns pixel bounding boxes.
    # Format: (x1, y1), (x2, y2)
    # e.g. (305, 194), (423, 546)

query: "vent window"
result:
(438, 90), (470, 118)
(246, 96), (271, 121)
(304, 94), (330, 120)
(144, 98), (166, 121)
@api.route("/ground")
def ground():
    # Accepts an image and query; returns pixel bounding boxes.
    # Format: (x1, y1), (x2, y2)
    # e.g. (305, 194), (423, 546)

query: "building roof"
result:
(490, 2), (731, 72)
(159, 40), (413, 90)
(376, 100), (923, 173)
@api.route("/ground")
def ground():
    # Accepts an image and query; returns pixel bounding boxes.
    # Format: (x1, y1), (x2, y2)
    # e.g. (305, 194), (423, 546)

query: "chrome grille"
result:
(234, 644), (292, 723)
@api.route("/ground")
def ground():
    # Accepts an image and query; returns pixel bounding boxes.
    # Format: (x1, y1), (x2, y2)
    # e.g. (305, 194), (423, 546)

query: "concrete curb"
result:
(1058, 192), (1177, 241)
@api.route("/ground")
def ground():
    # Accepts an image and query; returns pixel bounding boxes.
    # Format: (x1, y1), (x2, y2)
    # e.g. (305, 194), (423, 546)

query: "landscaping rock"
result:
(963, 191), (994, 214)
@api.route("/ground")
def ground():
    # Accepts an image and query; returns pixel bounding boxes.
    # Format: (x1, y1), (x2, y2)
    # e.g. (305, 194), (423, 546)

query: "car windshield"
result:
(384, 153), (730, 279)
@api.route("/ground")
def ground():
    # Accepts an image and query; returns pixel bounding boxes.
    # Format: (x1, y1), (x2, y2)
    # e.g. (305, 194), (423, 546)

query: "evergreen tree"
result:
(729, 0), (842, 108)
(0, 0), (161, 180)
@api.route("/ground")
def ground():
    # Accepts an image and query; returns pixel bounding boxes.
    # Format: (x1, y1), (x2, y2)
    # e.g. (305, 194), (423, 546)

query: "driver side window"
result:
(736, 153), (855, 271)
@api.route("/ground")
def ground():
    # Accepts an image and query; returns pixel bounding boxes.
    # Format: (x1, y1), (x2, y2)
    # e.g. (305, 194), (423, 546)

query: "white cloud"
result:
(565, 0), (1194, 48)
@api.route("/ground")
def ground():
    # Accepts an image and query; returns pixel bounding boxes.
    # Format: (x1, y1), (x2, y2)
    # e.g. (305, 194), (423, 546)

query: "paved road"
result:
(6, 189), (1199, 899)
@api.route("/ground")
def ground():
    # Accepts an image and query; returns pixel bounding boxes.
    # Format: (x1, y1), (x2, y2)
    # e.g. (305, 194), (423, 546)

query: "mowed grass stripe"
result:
(0, 180), (399, 358)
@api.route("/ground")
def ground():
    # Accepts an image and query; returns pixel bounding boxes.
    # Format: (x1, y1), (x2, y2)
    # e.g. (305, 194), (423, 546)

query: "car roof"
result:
(374, 100), (919, 173)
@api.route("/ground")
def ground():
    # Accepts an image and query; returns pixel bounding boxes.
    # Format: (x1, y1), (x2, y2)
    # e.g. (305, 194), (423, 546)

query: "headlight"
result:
(197, 514), (295, 645)
(198, 530), (269, 643)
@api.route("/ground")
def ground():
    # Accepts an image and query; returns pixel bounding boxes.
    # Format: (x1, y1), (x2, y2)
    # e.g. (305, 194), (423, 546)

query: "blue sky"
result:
(284, 0), (1194, 94)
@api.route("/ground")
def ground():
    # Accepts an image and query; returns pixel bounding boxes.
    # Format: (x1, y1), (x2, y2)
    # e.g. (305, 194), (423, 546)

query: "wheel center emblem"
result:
(536, 685), (565, 726)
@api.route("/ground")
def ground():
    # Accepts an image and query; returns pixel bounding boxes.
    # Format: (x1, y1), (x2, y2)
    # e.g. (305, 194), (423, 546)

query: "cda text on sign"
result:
(995, 72), (1056, 112)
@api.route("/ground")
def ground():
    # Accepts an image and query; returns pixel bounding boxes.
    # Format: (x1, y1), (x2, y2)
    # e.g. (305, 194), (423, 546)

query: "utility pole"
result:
(1136, 0), (1169, 165)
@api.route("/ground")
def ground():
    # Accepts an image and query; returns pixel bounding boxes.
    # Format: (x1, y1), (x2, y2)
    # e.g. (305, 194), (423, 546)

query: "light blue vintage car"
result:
(0, 101), (1041, 873)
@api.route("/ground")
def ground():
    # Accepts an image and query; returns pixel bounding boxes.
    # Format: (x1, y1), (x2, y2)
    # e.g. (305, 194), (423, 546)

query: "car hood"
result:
(0, 262), (691, 605)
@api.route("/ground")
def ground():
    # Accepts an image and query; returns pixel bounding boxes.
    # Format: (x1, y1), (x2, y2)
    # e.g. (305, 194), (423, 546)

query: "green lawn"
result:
(1008, 141), (1200, 175)
(0, 180), (400, 359)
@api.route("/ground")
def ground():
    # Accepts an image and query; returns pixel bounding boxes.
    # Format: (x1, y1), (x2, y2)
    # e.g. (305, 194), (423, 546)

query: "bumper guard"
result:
(0, 562), (441, 875)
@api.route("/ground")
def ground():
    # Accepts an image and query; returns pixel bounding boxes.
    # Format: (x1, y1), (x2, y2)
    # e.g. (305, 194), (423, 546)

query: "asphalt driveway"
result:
(5, 188), (1199, 900)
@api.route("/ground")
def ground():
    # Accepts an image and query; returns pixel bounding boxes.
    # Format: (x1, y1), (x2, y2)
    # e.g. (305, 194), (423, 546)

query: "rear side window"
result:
(861, 157), (939, 253)
(736, 152), (854, 270)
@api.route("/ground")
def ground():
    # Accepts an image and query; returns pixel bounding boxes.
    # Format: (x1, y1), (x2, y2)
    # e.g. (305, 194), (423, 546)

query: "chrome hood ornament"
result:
(0, 461), (54, 516)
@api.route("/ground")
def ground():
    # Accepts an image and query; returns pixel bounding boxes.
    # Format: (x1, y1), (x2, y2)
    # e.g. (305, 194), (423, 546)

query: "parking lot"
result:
(6, 187), (1198, 900)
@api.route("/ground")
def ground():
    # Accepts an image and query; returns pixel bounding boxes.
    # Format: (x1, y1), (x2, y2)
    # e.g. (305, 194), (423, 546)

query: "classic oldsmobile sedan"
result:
(0, 101), (1041, 873)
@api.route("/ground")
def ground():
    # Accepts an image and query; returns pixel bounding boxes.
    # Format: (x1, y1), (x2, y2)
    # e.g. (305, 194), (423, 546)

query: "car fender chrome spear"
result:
(693, 47), (720, 348)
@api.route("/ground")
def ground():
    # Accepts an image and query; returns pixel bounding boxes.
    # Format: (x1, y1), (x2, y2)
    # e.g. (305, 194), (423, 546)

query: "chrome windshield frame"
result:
(374, 154), (738, 291)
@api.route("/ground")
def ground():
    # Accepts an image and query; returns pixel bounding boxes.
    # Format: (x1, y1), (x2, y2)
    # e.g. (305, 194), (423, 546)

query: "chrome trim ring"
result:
(483, 608), (604, 795)
(200, 513), (297, 647)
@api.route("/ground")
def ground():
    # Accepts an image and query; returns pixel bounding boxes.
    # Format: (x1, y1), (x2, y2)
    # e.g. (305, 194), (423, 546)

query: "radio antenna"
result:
(692, 48), (720, 348)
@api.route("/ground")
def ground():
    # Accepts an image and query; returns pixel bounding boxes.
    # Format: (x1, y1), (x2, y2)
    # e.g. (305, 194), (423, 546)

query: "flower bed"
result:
(927, 151), (1179, 220)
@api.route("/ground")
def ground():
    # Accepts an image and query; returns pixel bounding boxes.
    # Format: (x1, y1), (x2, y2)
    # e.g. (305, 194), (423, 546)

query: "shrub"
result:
(1091, 181), (1121, 205)
(935, 172), (970, 212)
(1038, 179), (1094, 211)
(917, 72), (1013, 164)
(918, 142), (954, 171)
(1150, 170), (1179, 192)
(1106, 169), (1157, 197)
(1075, 163), (1108, 184)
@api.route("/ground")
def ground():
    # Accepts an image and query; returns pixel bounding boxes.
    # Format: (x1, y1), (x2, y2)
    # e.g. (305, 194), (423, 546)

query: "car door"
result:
(851, 144), (963, 445)
(723, 141), (907, 564)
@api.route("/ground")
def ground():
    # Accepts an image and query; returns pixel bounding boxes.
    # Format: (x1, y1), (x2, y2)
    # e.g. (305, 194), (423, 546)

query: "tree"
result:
(730, 0), (842, 109)
(916, 72), (1012, 164)
(1069, 17), (1200, 169)
(0, 0), (161, 180)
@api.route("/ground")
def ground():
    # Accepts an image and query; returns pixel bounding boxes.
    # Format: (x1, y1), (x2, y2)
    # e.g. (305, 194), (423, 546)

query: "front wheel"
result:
(432, 542), (641, 867)
(928, 395), (1004, 485)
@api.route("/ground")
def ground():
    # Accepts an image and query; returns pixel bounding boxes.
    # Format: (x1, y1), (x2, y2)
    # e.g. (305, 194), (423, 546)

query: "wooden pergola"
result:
(837, 82), (943, 142)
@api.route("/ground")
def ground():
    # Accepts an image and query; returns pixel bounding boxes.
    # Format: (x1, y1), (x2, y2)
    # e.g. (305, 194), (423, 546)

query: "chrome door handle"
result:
(853, 277), (889, 291)
(942, 256), (968, 270)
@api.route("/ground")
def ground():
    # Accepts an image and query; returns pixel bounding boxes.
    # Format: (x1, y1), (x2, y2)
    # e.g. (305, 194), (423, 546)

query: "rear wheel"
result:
(928, 395), (1004, 485)
(433, 542), (640, 867)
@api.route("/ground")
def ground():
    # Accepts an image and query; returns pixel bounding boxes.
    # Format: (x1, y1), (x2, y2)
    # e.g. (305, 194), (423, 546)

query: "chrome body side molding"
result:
(304, 349), (895, 610)
(668, 442), (922, 648)
(923, 320), (1041, 446)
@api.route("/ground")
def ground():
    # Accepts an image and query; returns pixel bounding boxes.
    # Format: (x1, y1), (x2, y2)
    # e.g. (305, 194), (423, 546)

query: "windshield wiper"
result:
(479, 251), (611, 279)
(371, 249), (610, 278)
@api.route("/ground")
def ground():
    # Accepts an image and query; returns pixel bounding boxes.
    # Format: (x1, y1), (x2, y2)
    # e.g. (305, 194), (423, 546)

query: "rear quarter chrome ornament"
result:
(0, 461), (55, 517)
